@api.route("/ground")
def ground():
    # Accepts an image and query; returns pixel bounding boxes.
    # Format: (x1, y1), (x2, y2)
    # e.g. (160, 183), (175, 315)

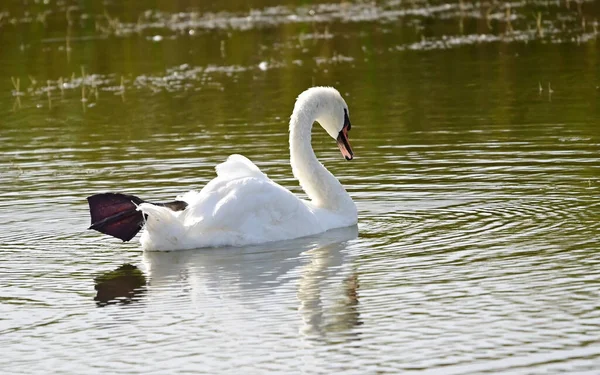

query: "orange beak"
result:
(336, 113), (353, 160)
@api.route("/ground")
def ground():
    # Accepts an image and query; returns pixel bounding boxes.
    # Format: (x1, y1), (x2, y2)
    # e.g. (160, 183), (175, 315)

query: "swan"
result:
(87, 86), (357, 251)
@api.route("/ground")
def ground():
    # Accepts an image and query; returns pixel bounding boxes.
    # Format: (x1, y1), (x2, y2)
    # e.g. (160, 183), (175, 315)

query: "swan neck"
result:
(289, 109), (318, 182)
(289, 105), (353, 212)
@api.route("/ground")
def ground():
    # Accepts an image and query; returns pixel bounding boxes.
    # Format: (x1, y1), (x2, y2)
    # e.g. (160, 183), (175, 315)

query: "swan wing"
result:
(215, 154), (265, 180)
(140, 154), (320, 249)
(176, 154), (268, 205)
(198, 175), (310, 230)
(186, 153), (319, 234)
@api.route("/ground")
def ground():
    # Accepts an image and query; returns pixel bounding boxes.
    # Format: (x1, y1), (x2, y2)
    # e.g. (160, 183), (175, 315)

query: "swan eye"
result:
(343, 109), (351, 131)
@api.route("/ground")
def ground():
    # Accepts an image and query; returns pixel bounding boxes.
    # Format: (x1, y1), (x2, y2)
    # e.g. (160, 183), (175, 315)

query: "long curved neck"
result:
(289, 107), (353, 213)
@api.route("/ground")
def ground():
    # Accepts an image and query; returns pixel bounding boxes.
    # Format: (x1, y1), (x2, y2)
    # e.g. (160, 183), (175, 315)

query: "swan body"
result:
(88, 87), (357, 251)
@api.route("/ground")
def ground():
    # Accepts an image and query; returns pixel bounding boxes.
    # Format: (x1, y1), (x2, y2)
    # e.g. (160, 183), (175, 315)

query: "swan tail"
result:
(137, 202), (189, 249)
(87, 193), (146, 242)
(87, 193), (189, 242)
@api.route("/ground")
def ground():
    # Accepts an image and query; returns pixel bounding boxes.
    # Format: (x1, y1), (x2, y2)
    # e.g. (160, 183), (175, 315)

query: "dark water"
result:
(1, 1), (599, 374)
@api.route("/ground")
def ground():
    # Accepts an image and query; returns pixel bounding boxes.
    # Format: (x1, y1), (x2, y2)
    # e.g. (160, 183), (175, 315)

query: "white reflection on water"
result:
(143, 226), (360, 340)
(297, 227), (362, 339)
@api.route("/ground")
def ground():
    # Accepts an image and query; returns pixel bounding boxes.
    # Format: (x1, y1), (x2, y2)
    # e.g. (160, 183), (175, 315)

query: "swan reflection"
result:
(142, 226), (361, 339)
(298, 229), (362, 340)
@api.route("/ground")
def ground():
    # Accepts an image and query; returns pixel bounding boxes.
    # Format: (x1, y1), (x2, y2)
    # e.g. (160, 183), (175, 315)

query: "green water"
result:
(1, 1), (599, 374)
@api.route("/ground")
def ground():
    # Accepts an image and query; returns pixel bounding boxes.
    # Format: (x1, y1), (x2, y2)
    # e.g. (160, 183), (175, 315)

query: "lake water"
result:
(1, 0), (599, 373)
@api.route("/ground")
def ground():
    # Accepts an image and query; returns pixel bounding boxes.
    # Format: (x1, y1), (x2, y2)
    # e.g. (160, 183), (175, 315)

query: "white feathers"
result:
(138, 87), (357, 251)
(215, 154), (265, 180)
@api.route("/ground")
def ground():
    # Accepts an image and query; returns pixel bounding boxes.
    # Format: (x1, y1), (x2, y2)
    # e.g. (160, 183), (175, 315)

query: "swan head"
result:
(296, 87), (354, 160)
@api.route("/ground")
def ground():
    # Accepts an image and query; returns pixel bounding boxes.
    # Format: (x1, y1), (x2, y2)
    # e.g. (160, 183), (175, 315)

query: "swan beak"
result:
(337, 122), (353, 161)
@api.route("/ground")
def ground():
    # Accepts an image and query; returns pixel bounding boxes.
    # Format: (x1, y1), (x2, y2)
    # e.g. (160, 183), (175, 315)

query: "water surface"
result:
(1, 0), (599, 373)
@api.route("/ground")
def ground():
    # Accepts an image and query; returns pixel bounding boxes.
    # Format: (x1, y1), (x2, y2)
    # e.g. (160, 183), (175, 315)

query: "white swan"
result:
(87, 87), (356, 251)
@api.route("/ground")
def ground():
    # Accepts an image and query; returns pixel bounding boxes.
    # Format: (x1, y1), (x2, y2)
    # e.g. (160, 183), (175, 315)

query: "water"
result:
(1, 0), (599, 373)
